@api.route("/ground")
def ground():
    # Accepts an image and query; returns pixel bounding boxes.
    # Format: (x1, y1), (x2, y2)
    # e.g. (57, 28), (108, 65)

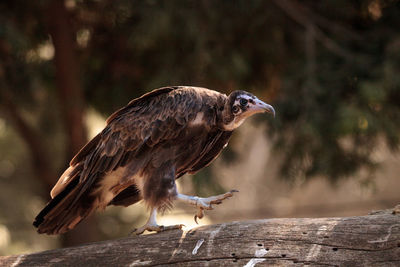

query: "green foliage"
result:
(267, 1), (400, 181)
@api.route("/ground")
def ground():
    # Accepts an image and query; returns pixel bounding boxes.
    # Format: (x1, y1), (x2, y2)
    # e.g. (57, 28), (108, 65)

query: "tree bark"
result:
(2, 208), (399, 266)
(47, 0), (87, 160)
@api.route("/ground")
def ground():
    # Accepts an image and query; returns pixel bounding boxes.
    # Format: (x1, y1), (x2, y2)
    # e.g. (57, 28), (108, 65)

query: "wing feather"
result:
(50, 86), (203, 199)
(175, 130), (233, 177)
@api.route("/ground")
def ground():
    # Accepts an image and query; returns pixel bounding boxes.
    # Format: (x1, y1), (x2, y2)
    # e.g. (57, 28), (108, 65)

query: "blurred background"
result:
(0, 0), (399, 255)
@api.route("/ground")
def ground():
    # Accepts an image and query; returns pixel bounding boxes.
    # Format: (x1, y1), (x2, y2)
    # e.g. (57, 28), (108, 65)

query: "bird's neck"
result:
(218, 100), (235, 131)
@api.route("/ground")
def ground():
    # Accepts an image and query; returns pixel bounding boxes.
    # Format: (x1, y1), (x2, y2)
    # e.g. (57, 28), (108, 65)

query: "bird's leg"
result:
(177, 190), (238, 223)
(130, 208), (184, 235)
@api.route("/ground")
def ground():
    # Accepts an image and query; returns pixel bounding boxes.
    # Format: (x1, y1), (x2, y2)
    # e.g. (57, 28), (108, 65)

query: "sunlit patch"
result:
(0, 224), (10, 249)
(77, 28), (91, 48)
(39, 42), (55, 60)
(25, 41), (54, 62)
(65, 0), (76, 10)
(85, 108), (106, 139)
(368, 0), (382, 20)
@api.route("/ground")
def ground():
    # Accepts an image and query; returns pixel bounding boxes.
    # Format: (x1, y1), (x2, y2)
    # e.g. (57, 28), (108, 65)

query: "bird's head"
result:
(221, 90), (275, 131)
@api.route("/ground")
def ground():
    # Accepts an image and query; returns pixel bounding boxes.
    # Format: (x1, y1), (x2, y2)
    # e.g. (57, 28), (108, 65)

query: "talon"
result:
(180, 190), (239, 225)
(130, 227), (146, 236)
(129, 228), (138, 235)
(194, 207), (205, 224)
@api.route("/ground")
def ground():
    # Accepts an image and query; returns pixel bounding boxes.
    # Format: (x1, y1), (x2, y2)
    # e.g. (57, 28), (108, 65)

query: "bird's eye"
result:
(240, 98), (248, 106)
(232, 105), (240, 114)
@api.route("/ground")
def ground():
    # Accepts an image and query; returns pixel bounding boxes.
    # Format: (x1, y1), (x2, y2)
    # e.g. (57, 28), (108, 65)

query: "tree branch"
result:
(2, 209), (399, 266)
(272, 0), (355, 60)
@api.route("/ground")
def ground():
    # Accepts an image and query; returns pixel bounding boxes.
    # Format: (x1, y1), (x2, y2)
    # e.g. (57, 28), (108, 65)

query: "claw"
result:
(129, 228), (138, 235)
(130, 224), (184, 235)
(130, 226), (149, 235)
(130, 208), (184, 235)
(179, 189), (239, 225)
(194, 208), (205, 224)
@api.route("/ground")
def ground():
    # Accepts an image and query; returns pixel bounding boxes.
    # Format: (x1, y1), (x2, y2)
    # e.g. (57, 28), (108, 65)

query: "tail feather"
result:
(33, 176), (97, 235)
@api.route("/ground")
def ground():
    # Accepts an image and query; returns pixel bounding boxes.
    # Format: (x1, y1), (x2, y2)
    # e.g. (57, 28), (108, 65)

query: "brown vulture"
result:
(33, 86), (275, 235)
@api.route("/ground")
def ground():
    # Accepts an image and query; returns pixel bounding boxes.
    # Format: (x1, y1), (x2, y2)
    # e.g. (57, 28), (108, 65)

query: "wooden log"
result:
(1, 208), (399, 266)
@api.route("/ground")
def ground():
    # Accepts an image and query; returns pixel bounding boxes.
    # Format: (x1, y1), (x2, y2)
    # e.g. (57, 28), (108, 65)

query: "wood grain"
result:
(2, 210), (399, 266)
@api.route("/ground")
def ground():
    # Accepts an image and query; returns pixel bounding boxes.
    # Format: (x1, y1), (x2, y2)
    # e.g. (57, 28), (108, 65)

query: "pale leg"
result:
(131, 208), (184, 235)
(177, 190), (238, 223)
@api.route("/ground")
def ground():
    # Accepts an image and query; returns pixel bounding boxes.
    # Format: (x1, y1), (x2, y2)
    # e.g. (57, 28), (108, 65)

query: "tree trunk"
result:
(2, 208), (399, 266)
(46, 0), (87, 159)
(46, 0), (98, 246)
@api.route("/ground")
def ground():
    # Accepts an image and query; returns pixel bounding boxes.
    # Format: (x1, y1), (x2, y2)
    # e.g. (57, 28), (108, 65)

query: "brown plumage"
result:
(33, 86), (275, 235)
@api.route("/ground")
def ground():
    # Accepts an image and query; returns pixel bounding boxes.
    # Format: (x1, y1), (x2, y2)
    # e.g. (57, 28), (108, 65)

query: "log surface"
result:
(1, 211), (399, 266)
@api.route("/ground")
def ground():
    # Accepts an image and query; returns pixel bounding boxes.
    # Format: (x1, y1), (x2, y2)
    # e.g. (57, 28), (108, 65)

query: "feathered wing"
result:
(33, 86), (206, 234)
(186, 131), (233, 175)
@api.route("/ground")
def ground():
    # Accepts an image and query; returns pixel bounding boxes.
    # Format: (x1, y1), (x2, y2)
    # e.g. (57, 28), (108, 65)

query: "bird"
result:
(33, 86), (275, 235)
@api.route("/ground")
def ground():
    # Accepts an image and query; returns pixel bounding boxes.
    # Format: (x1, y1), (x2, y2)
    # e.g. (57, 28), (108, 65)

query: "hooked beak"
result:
(249, 98), (276, 117)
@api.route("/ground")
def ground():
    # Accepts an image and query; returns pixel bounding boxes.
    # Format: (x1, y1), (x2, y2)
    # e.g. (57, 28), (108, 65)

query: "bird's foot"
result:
(193, 190), (238, 223)
(130, 223), (184, 235)
(130, 208), (184, 235)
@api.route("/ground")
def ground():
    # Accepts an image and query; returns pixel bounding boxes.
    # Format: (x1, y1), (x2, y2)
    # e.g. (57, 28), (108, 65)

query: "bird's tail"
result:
(33, 170), (98, 235)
